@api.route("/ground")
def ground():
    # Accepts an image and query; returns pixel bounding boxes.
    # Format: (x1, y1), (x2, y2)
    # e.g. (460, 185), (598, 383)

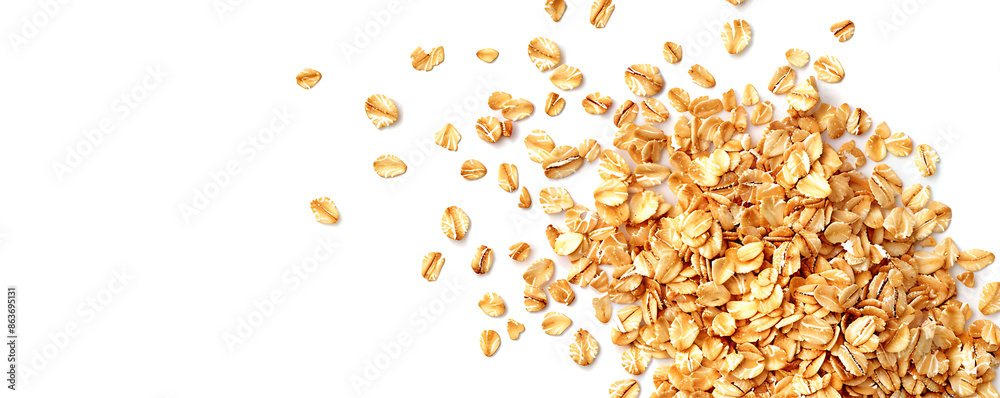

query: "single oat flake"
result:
(914, 144), (940, 177)
(460, 159), (487, 180)
(373, 155), (407, 178)
(509, 242), (530, 261)
(785, 48), (809, 67)
(497, 163), (519, 192)
(589, 0), (615, 28)
(688, 64), (716, 88)
(364, 94), (398, 129)
(545, 0), (566, 21)
(544, 92), (566, 116)
(831, 20), (856, 42)
(982, 282), (1000, 315)
(476, 48), (499, 63)
(434, 124), (461, 151)
(550, 64), (583, 90)
(470, 245), (493, 274)
(528, 37), (561, 71)
(478, 292), (506, 317)
(569, 329), (599, 366)
(662, 41), (682, 63)
(609, 379), (639, 398)
(518, 187), (532, 209)
(441, 206), (470, 240)
(542, 312), (572, 335)
(295, 68), (321, 89)
(507, 319), (525, 340)
(583, 92), (612, 114)
(624, 64), (663, 96)
(814, 55), (845, 83)
(721, 19), (751, 55)
(410, 46), (445, 71)
(309, 197), (338, 224)
(539, 187), (574, 214)
(420, 252), (445, 282)
(479, 330), (500, 357)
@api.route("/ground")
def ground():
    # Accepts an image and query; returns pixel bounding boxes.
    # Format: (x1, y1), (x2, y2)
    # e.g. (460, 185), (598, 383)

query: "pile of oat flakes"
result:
(307, 1), (1000, 397)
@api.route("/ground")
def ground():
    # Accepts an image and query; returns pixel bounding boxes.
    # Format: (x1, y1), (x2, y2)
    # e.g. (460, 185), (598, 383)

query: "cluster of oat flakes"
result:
(304, 1), (1000, 397)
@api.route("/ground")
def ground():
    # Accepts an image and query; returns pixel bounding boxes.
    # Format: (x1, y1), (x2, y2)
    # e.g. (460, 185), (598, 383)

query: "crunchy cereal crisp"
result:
(478, 292), (506, 317)
(460, 159), (487, 180)
(373, 155), (407, 178)
(441, 206), (470, 240)
(624, 64), (663, 96)
(411, 46), (445, 71)
(550, 64), (583, 90)
(479, 330), (500, 357)
(528, 37), (561, 71)
(569, 329), (599, 366)
(831, 20), (855, 42)
(295, 68), (321, 89)
(583, 92), (612, 114)
(364, 94), (398, 129)
(420, 252), (445, 282)
(721, 19), (751, 55)
(434, 124), (461, 151)
(589, 0), (614, 28)
(476, 48), (499, 63)
(309, 197), (338, 224)
(662, 42), (682, 63)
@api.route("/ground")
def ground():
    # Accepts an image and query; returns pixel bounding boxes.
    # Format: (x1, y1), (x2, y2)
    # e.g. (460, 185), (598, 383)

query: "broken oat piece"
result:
(478, 292), (506, 317)
(420, 252), (445, 282)
(309, 197), (339, 224)
(295, 68), (321, 89)
(544, 92), (566, 116)
(544, 0), (566, 21)
(721, 19), (751, 55)
(507, 319), (525, 339)
(479, 330), (500, 357)
(410, 46), (444, 71)
(508, 242), (530, 261)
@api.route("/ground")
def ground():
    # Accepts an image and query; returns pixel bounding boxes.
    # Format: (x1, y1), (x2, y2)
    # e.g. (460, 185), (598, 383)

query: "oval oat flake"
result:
(722, 19), (751, 55)
(372, 155), (407, 178)
(569, 329), (599, 366)
(309, 197), (339, 224)
(364, 94), (398, 129)
(441, 206), (470, 240)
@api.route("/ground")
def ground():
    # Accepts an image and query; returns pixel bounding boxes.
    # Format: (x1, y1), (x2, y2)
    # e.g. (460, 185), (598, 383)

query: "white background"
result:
(2, 0), (999, 396)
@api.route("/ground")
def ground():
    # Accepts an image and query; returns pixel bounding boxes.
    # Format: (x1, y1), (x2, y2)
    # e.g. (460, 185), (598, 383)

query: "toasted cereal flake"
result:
(420, 252), (445, 282)
(981, 282), (1000, 315)
(625, 64), (663, 96)
(742, 84), (759, 106)
(539, 187), (574, 214)
(507, 319), (525, 340)
(373, 155), (407, 178)
(309, 197), (339, 224)
(501, 98), (534, 121)
(583, 92), (612, 114)
(667, 88), (691, 112)
(958, 249), (995, 272)
(410, 46), (444, 71)
(589, 0), (615, 28)
(364, 94), (398, 129)
(785, 48), (809, 67)
(479, 330), (500, 357)
(640, 98), (669, 123)
(544, 0), (566, 21)
(524, 258), (555, 286)
(688, 64), (716, 88)
(914, 144), (940, 177)
(478, 292), (506, 317)
(488, 92), (513, 110)
(550, 64), (583, 90)
(524, 285), (548, 312)
(621, 346), (651, 375)
(497, 163), (519, 192)
(525, 130), (556, 162)
(518, 187), (532, 209)
(886, 131), (913, 156)
(460, 159), (487, 180)
(768, 65), (795, 94)
(528, 37), (561, 71)
(958, 272), (975, 288)
(548, 279), (576, 304)
(295, 68), (321, 89)
(721, 19), (751, 55)
(441, 206), (470, 240)
(662, 41), (683, 63)
(471, 245), (493, 274)
(475, 116), (512, 143)
(509, 242), (531, 261)
(569, 329), (599, 366)
(542, 312), (572, 335)
(434, 124), (461, 151)
(831, 20), (855, 42)
(542, 146), (584, 179)
(609, 379), (639, 398)
(544, 92), (566, 116)
(814, 55), (845, 83)
(476, 48), (499, 63)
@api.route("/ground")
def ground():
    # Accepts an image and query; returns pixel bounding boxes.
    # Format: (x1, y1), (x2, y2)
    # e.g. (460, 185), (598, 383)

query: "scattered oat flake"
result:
(501, 98), (534, 121)
(831, 20), (855, 42)
(364, 94), (398, 129)
(662, 41), (682, 63)
(544, 92), (566, 116)
(295, 68), (321, 89)
(411, 46), (444, 71)
(542, 145), (584, 178)
(914, 144), (940, 177)
(539, 187), (574, 214)
(434, 124), (461, 151)
(478, 292), (506, 317)
(958, 272), (976, 288)
(498, 163), (519, 192)
(886, 131), (913, 156)
(420, 252), (445, 282)
(373, 155), (406, 178)
(569, 329), (599, 366)
(471, 245), (493, 274)
(785, 48), (809, 67)
(542, 312), (572, 335)
(625, 64), (663, 96)
(958, 249), (995, 272)
(544, 0), (566, 21)
(528, 37), (561, 71)
(814, 55), (845, 83)
(688, 64), (716, 88)
(524, 258), (554, 286)
(441, 206), (470, 240)
(722, 19), (751, 55)
(475, 116), (512, 143)
(460, 159), (487, 180)
(509, 242), (531, 261)
(589, 0), (614, 28)
(550, 64), (583, 90)
(981, 282), (1000, 315)
(518, 187), (532, 209)
(742, 84), (759, 106)
(476, 48), (499, 63)
(621, 345), (651, 375)
(507, 319), (525, 340)
(609, 379), (639, 398)
(479, 330), (500, 357)
(768, 65), (795, 94)
(583, 92), (612, 114)
(309, 197), (338, 224)
(640, 98), (669, 123)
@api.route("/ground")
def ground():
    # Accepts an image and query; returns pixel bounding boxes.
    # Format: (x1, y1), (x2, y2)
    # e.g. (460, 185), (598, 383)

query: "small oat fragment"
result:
(471, 245), (494, 274)
(886, 131), (913, 156)
(478, 292), (506, 317)
(544, 0), (566, 21)
(621, 345), (651, 375)
(609, 379), (639, 398)
(688, 64), (716, 88)
(524, 258), (555, 286)
(517, 187), (532, 209)
(539, 187), (574, 214)
(662, 41), (682, 63)
(498, 163), (519, 192)
(410, 46), (445, 71)
(981, 282), (1000, 315)
(768, 65), (795, 94)
(831, 20), (856, 42)
(593, 295), (611, 323)
(528, 37), (561, 71)
(364, 94), (398, 129)
(958, 272), (976, 288)
(721, 19), (751, 55)
(814, 55), (845, 83)
(624, 64), (663, 96)
(460, 159), (487, 180)
(542, 312), (572, 335)
(475, 116), (513, 143)
(309, 197), (339, 224)
(441, 206), (470, 240)
(550, 64), (583, 90)
(640, 98), (669, 123)
(958, 249), (995, 272)
(589, 0), (615, 28)
(583, 92), (612, 114)
(725, 0), (744, 4)
(548, 279), (576, 305)
(914, 144), (940, 177)
(476, 48), (499, 63)
(434, 124), (461, 151)
(373, 155), (407, 178)
(544, 92), (566, 116)
(507, 319), (525, 340)
(542, 146), (584, 179)
(479, 330), (500, 357)
(420, 252), (445, 281)
(295, 68), (321, 89)
(569, 329), (599, 366)
(785, 48), (809, 67)
(509, 242), (531, 261)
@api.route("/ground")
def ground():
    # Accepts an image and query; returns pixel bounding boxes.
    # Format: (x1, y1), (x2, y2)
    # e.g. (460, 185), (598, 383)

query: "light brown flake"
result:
(509, 242), (531, 261)
(589, 0), (615, 28)
(548, 279), (576, 305)
(625, 64), (663, 96)
(831, 20), (856, 42)
(787, 78), (819, 112)
(958, 249), (995, 272)
(524, 258), (555, 286)
(478, 292), (506, 317)
(742, 84), (759, 106)
(981, 282), (1000, 315)
(583, 92), (612, 114)
(518, 187), (532, 209)
(688, 64), (716, 88)
(528, 37), (561, 71)
(542, 146), (584, 179)
(539, 187), (574, 214)
(501, 98), (534, 121)
(722, 19), (751, 55)
(295, 68), (321, 89)
(886, 131), (913, 157)
(768, 65), (795, 94)
(865, 134), (886, 162)
(785, 48), (809, 67)
(434, 124), (461, 151)
(373, 155), (407, 178)
(958, 272), (975, 288)
(569, 329), (599, 366)
(420, 252), (445, 282)
(609, 379), (639, 398)
(542, 312), (572, 335)
(667, 88), (691, 113)
(621, 346), (651, 375)
(750, 101), (773, 125)
(914, 144), (940, 177)
(441, 206), (470, 240)
(544, 92), (566, 116)
(364, 94), (398, 129)
(550, 64), (583, 90)
(662, 41), (683, 63)
(410, 46), (445, 71)
(544, 0), (566, 21)
(814, 55), (845, 83)
(640, 98), (669, 123)
(524, 285), (548, 312)
(507, 319), (525, 339)
(480, 330), (500, 357)
(525, 130), (556, 162)
(471, 245), (493, 274)
(579, 139), (601, 162)
(309, 197), (339, 224)
(593, 294), (611, 323)
(460, 159), (487, 180)
(475, 116), (512, 143)
(476, 48), (499, 63)
(498, 163), (519, 192)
